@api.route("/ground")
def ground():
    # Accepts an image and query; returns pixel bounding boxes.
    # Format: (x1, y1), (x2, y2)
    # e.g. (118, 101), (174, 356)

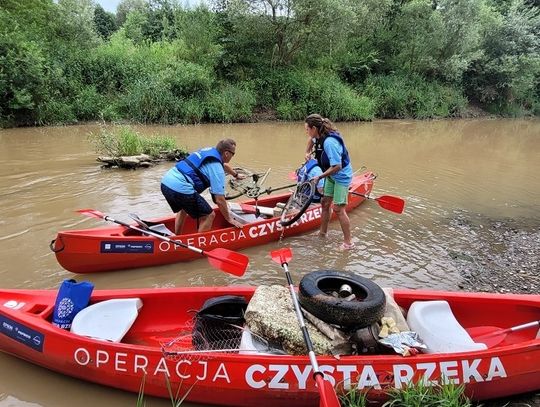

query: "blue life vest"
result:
(318, 131), (350, 171)
(175, 147), (223, 193)
(297, 159), (323, 203)
(296, 159), (319, 182)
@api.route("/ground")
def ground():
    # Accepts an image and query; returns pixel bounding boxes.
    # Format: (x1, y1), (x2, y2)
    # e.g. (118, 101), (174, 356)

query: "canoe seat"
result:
(230, 211), (261, 225)
(147, 223), (174, 236)
(129, 213), (174, 236)
(70, 298), (143, 343)
(407, 300), (487, 354)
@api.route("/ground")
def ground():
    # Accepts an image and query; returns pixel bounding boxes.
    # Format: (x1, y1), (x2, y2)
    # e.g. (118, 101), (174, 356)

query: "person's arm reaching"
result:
(214, 194), (243, 228)
(224, 163), (246, 180)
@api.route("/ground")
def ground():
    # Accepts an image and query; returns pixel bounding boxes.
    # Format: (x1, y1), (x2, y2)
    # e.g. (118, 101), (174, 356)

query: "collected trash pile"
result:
(185, 270), (427, 359)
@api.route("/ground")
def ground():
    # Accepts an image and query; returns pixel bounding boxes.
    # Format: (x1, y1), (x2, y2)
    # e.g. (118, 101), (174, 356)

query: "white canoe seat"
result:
(230, 211), (260, 225)
(71, 298), (143, 343)
(148, 223), (174, 236)
(407, 300), (487, 354)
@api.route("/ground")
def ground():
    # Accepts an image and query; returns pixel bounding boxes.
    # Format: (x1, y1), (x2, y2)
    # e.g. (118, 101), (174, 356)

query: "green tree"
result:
(116, 0), (147, 26)
(94, 4), (118, 39)
(0, 13), (48, 125)
(53, 0), (100, 48)
(0, 0), (56, 125)
(465, 0), (540, 112)
(173, 6), (222, 68)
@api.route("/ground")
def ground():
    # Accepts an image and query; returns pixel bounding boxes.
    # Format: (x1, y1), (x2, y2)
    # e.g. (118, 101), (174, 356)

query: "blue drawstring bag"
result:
(52, 279), (94, 330)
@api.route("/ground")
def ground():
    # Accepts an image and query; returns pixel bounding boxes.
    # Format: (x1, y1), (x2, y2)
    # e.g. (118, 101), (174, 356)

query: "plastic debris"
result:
(378, 331), (427, 356)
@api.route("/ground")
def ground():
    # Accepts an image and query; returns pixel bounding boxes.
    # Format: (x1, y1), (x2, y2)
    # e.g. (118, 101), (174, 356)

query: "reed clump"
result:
(91, 126), (184, 159)
(340, 381), (473, 407)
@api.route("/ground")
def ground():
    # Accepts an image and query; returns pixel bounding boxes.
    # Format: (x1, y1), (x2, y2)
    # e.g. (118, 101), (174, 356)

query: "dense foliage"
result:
(1, 0), (538, 127)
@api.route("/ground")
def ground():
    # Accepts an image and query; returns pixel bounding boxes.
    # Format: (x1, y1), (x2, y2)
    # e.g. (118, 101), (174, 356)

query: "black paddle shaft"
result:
(282, 261), (323, 379)
(102, 215), (204, 255)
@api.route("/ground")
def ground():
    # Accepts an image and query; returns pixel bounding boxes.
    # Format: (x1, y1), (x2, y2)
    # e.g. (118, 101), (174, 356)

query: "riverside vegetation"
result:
(1, 0), (539, 128)
(91, 126), (186, 167)
(136, 380), (475, 406)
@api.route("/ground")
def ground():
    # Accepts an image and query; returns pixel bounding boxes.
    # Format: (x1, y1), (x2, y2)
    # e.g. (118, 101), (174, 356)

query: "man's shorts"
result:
(323, 177), (349, 205)
(161, 184), (212, 218)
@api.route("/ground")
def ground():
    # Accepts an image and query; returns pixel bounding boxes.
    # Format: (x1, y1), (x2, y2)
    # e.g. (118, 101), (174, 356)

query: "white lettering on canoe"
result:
(462, 358), (482, 382)
(268, 364), (289, 389)
(115, 352), (128, 372)
(291, 365), (311, 389)
(72, 349), (507, 391)
(357, 365), (380, 389)
(213, 363), (231, 383)
(155, 207), (322, 252)
(440, 361), (459, 384)
(134, 354), (148, 374)
(245, 365), (265, 389)
(486, 357), (507, 380)
(417, 362), (437, 386)
(336, 365), (357, 390)
(73, 348), (231, 384)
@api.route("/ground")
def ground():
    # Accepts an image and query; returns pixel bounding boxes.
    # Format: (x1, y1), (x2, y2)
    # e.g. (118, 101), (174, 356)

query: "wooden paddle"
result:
(77, 209), (249, 276)
(270, 248), (340, 407)
(350, 191), (405, 214)
(468, 320), (540, 348)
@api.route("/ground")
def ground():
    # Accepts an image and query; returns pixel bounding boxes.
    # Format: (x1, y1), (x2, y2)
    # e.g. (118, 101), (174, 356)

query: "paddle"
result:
(77, 209), (249, 276)
(228, 202), (274, 217)
(270, 248), (340, 407)
(468, 320), (540, 348)
(349, 191), (405, 214)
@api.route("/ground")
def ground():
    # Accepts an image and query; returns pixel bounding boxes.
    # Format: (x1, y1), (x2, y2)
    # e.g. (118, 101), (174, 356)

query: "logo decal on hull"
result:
(101, 241), (154, 254)
(0, 315), (44, 352)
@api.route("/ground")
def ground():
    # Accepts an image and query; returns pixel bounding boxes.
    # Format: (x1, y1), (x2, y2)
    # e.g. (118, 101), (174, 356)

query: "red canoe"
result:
(51, 172), (375, 273)
(0, 284), (538, 406)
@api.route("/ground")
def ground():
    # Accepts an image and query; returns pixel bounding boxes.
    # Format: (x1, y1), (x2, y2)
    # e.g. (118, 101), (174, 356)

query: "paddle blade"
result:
(375, 195), (405, 214)
(270, 247), (293, 265)
(315, 374), (340, 407)
(467, 320), (540, 348)
(77, 208), (105, 219)
(205, 248), (249, 277)
(468, 326), (507, 348)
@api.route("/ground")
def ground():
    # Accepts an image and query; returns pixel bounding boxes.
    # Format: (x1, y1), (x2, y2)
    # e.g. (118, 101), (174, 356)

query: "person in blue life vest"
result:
(161, 139), (244, 234)
(304, 114), (354, 250)
(296, 159), (324, 203)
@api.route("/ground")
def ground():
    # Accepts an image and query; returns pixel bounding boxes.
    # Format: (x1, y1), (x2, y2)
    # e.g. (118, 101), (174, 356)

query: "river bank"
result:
(448, 214), (539, 407)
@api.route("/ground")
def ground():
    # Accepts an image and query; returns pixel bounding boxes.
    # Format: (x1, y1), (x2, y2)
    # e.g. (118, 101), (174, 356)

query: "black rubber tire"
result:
(279, 181), (315, 226)
(298, 270), (386, 328)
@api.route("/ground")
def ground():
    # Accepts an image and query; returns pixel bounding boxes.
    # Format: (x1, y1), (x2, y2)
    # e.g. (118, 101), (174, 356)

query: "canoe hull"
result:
(53, 172), (375, 273)
(1, 287), (539, 406)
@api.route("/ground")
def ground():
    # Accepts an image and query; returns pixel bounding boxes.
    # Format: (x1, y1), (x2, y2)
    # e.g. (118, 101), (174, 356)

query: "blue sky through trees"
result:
(95, 0), (201, 12)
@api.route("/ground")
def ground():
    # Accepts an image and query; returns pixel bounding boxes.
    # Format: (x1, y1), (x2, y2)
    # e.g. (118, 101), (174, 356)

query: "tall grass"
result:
(382, 381), (473, 407)
(136, 373), (196, 407)
(339, 381), (473, 407)
(91, 126), (181, 158)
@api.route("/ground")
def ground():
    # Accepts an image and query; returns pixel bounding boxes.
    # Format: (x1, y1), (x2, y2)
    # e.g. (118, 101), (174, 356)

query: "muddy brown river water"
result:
(0, 119), (539, 406)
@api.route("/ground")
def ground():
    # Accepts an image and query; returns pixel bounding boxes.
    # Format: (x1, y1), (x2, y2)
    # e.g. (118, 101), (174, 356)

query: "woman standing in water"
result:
(304, 114), (354, 250)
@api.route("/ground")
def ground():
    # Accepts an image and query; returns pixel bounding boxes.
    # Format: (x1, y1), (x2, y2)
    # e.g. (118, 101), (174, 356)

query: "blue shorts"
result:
(161, 184), (212, 219)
